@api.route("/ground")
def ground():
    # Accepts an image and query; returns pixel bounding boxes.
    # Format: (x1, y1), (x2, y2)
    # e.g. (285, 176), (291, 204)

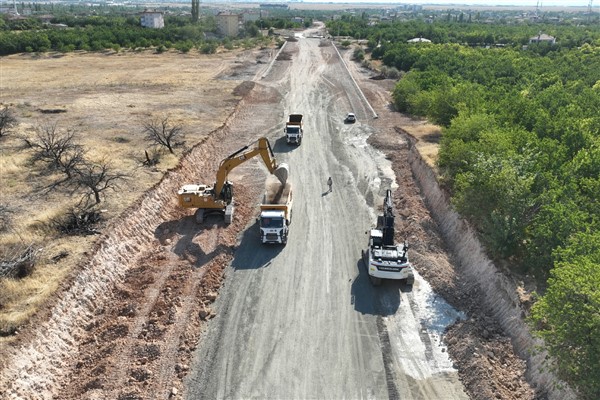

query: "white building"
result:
(140, 10), (164, 29)
(407, 37), (432, 43)
(529, 33), (556, 45)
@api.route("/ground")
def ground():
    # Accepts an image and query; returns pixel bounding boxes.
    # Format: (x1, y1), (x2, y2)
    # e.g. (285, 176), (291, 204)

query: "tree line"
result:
(0, 8), (313, 55)
(327, 16), (600, 400)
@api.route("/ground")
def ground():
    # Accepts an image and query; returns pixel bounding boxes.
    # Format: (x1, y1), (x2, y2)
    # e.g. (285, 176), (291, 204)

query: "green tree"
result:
(531, 232), (600, 399)
(191, 0), (199, 23)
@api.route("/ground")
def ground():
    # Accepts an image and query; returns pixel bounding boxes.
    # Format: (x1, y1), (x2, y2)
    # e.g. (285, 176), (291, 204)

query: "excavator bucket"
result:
(274, 163), (289, 185)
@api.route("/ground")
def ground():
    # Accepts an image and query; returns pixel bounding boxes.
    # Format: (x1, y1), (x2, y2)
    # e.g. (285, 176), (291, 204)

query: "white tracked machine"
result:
(362, 189), (415, 286)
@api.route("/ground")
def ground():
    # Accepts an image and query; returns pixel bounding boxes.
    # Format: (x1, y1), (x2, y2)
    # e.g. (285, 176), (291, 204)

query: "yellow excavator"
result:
(177, 137), (289, 224)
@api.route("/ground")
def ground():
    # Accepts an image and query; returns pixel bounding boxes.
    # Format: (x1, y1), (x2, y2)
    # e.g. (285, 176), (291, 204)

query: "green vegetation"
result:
(326, 13), (600, 399)
(0, 5), (316, 55)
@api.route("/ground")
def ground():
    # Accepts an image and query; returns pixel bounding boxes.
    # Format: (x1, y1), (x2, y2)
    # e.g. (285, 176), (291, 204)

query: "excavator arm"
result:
(177, 137), (288, 224)
(214, 137), (286, 198)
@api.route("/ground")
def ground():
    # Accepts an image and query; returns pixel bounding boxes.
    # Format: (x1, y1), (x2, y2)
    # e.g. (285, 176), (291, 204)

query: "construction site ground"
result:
(0, 25), (543, 400)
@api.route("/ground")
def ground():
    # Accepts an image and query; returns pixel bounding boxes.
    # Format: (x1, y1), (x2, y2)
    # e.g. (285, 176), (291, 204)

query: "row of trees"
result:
(329, 17), (599, 50)
(0, 15), (218, 55)
(0, 9), (314, 56)
(328, 17), (600, 399)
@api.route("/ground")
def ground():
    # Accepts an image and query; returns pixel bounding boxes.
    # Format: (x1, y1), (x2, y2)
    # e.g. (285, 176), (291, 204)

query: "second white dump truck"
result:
(259, 181), (293, 244)
(284, 114), (303, 145)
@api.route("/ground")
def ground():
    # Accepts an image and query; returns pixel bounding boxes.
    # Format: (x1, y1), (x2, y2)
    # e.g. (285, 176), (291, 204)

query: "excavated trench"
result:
(0, 91), (257, 398)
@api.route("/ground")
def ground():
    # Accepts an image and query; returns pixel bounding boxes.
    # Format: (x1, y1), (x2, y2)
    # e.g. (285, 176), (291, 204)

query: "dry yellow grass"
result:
(0, 263), (69, 333)
(0, 48), (261, 339)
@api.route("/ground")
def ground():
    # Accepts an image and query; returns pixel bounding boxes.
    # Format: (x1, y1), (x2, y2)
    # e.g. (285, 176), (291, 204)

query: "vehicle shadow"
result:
(154, 214), (232, 268)
(350, 258), (401, 316)
(273, 135), (297, 153)
(231, 220), (285, 270)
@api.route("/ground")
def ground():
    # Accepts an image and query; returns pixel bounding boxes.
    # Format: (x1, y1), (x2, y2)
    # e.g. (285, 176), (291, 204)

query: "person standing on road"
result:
(327, 176), (333, 193)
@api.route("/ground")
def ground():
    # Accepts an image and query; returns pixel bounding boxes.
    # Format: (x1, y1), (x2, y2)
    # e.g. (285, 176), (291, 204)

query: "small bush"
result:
(353, 48), (365, 61)
(200, 42), (217, 54)
(49, 209), (102, 236)
(381, 65), (402, 79)
(112, 136), (130, 143)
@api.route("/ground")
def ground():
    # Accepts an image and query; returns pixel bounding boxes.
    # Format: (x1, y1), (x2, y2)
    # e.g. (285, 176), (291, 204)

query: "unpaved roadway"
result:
(184, 30), (468, 399)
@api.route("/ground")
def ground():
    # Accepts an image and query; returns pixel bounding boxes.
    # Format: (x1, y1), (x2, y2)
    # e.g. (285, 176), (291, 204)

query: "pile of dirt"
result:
(276, 51), (292, 61)
(446, 320), (534, 400)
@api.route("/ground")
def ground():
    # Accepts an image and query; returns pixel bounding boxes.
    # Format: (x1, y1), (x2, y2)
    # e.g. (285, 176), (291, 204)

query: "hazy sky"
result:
(302, 1), (594, 7)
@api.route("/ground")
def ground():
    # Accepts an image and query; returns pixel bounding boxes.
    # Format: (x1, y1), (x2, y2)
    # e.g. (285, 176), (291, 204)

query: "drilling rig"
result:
(362, 190), (414, 286)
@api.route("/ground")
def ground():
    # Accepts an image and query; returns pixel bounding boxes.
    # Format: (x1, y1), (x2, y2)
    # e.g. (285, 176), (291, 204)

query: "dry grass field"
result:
(0, 48), (272, 338)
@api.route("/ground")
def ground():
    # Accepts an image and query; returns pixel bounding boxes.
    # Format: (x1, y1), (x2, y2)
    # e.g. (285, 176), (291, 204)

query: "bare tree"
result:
(29, 123), (84, 177)
(142, 116), (184, 154)
(69, 160), (129, 206)
(0, 105), (17, 138)
(0, 243), (40, 279)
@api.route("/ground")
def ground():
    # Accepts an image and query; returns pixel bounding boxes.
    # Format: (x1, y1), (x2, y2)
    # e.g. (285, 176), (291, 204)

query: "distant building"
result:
(407, 37), (432, 43)
(140, 10), (164, 29)
(216, 12), (241, 37)
(529, 33), (556, 44)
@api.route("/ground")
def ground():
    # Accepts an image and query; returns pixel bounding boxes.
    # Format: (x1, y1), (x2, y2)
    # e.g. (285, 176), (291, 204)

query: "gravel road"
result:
(185, 30), (468, 400)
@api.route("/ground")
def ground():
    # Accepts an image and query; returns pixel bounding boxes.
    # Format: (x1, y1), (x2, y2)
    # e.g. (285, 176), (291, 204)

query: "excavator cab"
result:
(219, 181), (233, 204)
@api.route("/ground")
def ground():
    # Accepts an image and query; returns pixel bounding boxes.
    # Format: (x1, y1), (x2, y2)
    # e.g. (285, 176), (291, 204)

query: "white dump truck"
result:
(259, 181), (293, 244)
(284, 114), (303, 145)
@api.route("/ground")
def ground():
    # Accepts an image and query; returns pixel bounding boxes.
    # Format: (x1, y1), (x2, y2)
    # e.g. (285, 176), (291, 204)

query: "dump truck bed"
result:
(263, 182), (292, 205)
(287, 114), (303, 124)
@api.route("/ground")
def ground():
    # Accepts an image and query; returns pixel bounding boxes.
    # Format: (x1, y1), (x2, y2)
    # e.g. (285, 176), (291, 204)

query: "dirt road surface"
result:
(1, 24), (539, 400)
(184, 30), (468, 399)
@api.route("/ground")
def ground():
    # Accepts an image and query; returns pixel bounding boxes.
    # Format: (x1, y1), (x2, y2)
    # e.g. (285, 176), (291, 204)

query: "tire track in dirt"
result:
(0, 75), (276, 399)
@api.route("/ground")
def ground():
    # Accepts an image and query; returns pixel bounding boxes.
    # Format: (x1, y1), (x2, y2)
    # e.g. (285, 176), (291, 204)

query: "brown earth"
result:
(1, 36), (543, 399)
